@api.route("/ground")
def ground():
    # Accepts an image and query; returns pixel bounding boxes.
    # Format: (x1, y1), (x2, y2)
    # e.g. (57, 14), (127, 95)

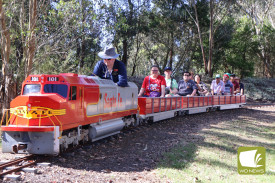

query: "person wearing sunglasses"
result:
(138, 65), (166, 97)
(93, 46), (128, 87)
(177, 71), (198, 96)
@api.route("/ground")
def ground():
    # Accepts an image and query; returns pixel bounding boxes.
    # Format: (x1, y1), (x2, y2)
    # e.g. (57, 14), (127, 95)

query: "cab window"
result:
(44, 84), (68, 98)
(23, 84), (41, 95)
(69, 86), (77, 100)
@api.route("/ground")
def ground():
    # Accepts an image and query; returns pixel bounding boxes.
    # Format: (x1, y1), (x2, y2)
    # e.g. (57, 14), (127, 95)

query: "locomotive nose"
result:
(8, 94), (66, 126)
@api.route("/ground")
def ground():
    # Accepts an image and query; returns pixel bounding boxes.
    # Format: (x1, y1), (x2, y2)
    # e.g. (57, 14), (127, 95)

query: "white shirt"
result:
(211, 80), (224, 94)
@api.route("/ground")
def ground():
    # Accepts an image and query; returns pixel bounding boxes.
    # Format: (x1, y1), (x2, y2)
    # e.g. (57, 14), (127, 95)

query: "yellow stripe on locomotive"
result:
(10, 106), (66, 119)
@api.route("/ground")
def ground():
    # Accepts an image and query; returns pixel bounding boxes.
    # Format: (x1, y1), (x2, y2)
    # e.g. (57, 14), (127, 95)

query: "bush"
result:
(242, 78), (275, 101)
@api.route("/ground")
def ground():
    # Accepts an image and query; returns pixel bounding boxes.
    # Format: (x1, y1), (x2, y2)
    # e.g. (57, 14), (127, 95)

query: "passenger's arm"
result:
(210, 83), (214, 95)
(171, 88), (178, 94)
(191, 89), (197, 96)
(231, 85), (234, 95)
(221, 83), (225, 94)
(138, 88), (145, 97)
(116, 62), (128, 87)
(161, 85), (166, 97)
(234, 87), (240, 94)
(93, 61), (103, 78)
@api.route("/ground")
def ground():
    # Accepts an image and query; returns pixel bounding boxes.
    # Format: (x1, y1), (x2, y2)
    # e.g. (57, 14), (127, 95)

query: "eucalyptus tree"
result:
(183, 0), (236, 76)
(34, 0), (103, 75)
(235, 0), (275, 77)
(224, 17), (256, 78)
(0, 0), (41, 111)
(0, 0), (12, 111)
(101, 0), (151, 68)
(142, 0), (193, 75)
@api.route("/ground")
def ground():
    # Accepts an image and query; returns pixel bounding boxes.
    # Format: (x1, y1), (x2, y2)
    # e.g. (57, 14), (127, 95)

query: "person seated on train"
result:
(93, 46), (128, 87)
(223, 73), (234, 95)
(177, 71), (197, 96)
(235, 77), (244, 95)
(194, 74), (210, 96)
(138, 65), (166, 97)
(164, 67), (178, 97)
(211, 74), (224, 95)
(230, 74), (240, 95)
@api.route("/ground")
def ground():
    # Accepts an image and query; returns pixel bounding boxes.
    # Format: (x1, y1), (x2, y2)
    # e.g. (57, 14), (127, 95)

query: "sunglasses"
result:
(151, 70), (159, 72)
(105, 59), (112, 60)
(183, 74), (190, 76)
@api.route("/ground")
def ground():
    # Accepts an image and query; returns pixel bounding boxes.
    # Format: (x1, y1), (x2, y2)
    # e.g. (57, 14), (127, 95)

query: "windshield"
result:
(23, 84), (41, 95)
(44, 84), (68, 98)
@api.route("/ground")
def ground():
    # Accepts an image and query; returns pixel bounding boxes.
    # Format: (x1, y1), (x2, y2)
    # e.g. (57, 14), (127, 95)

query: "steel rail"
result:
(0, 161), (36, 177)
(0, 155), (35, 172)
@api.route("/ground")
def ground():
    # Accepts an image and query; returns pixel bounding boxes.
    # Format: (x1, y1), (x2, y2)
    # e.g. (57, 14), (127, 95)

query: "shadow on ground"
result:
(47, 108), (275, 175)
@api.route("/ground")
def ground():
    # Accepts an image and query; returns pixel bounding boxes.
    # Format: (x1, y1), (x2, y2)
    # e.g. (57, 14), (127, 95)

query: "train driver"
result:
(93, 46), (128, 87)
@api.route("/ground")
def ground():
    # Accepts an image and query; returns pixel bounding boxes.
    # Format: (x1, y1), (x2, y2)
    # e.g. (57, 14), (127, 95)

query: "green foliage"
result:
(225, 17), (256, 77)
(243, 77), (275, 101)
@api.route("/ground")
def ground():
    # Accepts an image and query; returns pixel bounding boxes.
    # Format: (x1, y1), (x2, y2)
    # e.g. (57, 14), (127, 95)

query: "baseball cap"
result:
(215, 74), (221, 78)
(164, 67), (172, 71)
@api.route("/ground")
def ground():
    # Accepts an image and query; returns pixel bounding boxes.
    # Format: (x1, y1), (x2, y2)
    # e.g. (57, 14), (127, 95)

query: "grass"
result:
(157, 114), (275, 183)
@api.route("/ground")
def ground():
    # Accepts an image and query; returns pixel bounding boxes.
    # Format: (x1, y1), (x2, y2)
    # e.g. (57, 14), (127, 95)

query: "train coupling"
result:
(12, 144), (28, 153)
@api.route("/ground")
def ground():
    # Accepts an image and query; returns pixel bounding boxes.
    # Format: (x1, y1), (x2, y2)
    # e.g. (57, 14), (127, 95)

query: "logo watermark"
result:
(238, 147), (266, 174)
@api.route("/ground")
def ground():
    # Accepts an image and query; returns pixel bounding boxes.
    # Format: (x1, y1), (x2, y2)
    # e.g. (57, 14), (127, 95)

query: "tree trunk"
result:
(80, 0), (86, 69)
(208, 0), (214, 77)
(25, 0), (37, 78)
(169, 31), (174, 69)
(193, 0), (208, 74)
(122, 39), (128, 67)
(131, 34), (141, 76)
(0, 0), (12, 113)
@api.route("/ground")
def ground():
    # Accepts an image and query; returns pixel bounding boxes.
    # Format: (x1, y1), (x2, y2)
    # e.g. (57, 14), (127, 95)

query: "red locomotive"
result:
(1, 73), (138, 154)
(1, 73), (245, 155)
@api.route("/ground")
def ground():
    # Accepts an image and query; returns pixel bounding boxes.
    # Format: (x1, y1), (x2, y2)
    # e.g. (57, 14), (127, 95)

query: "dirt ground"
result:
(1, 104), (275, 183)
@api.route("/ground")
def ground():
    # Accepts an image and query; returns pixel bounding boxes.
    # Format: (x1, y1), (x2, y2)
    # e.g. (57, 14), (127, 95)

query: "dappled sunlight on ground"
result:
(157, 107), (275, 182)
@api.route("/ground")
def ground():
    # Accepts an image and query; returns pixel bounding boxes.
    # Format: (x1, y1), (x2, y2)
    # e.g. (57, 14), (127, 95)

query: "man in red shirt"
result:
(230, 74), (240, 95)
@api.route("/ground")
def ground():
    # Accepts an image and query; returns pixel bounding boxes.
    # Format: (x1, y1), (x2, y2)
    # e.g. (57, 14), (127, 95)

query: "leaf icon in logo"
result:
(255, 153), (263, 167)
(239, 150), (263, 168)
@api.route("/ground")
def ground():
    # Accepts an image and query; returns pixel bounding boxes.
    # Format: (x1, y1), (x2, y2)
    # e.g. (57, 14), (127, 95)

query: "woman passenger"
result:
(195, 74), (210, 96)
(164, 67), (178, 97)
(138, 65), (166, 97)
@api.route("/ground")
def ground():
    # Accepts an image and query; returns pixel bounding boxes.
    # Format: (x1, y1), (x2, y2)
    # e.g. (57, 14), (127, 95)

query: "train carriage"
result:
(138, 95), (245, 122)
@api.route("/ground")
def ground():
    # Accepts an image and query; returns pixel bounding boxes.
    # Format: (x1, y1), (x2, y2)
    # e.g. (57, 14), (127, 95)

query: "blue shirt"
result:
(178, 79), (198, 96)
(93, 60), (128, 87)
(223, 80), (233, 94)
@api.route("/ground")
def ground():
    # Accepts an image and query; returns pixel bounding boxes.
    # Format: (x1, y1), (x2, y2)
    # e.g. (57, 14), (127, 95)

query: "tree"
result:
(236, 0), (275, 77)
(0, 0), (12, 112)
(185, 0), (235, 76)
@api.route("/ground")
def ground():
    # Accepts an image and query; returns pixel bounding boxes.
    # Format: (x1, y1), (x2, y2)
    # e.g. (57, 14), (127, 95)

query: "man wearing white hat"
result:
(93, 46), (128, 87)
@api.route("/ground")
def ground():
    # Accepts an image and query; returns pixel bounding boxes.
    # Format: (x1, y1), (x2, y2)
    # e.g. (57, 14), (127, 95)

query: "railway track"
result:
(0, 155), (37, 178)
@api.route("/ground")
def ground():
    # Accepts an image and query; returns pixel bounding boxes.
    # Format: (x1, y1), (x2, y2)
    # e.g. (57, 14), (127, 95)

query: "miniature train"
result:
(0, 73), (246, 155)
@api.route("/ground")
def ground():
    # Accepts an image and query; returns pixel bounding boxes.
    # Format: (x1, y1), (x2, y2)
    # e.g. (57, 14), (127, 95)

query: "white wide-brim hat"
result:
(98, 46), (120, 59)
